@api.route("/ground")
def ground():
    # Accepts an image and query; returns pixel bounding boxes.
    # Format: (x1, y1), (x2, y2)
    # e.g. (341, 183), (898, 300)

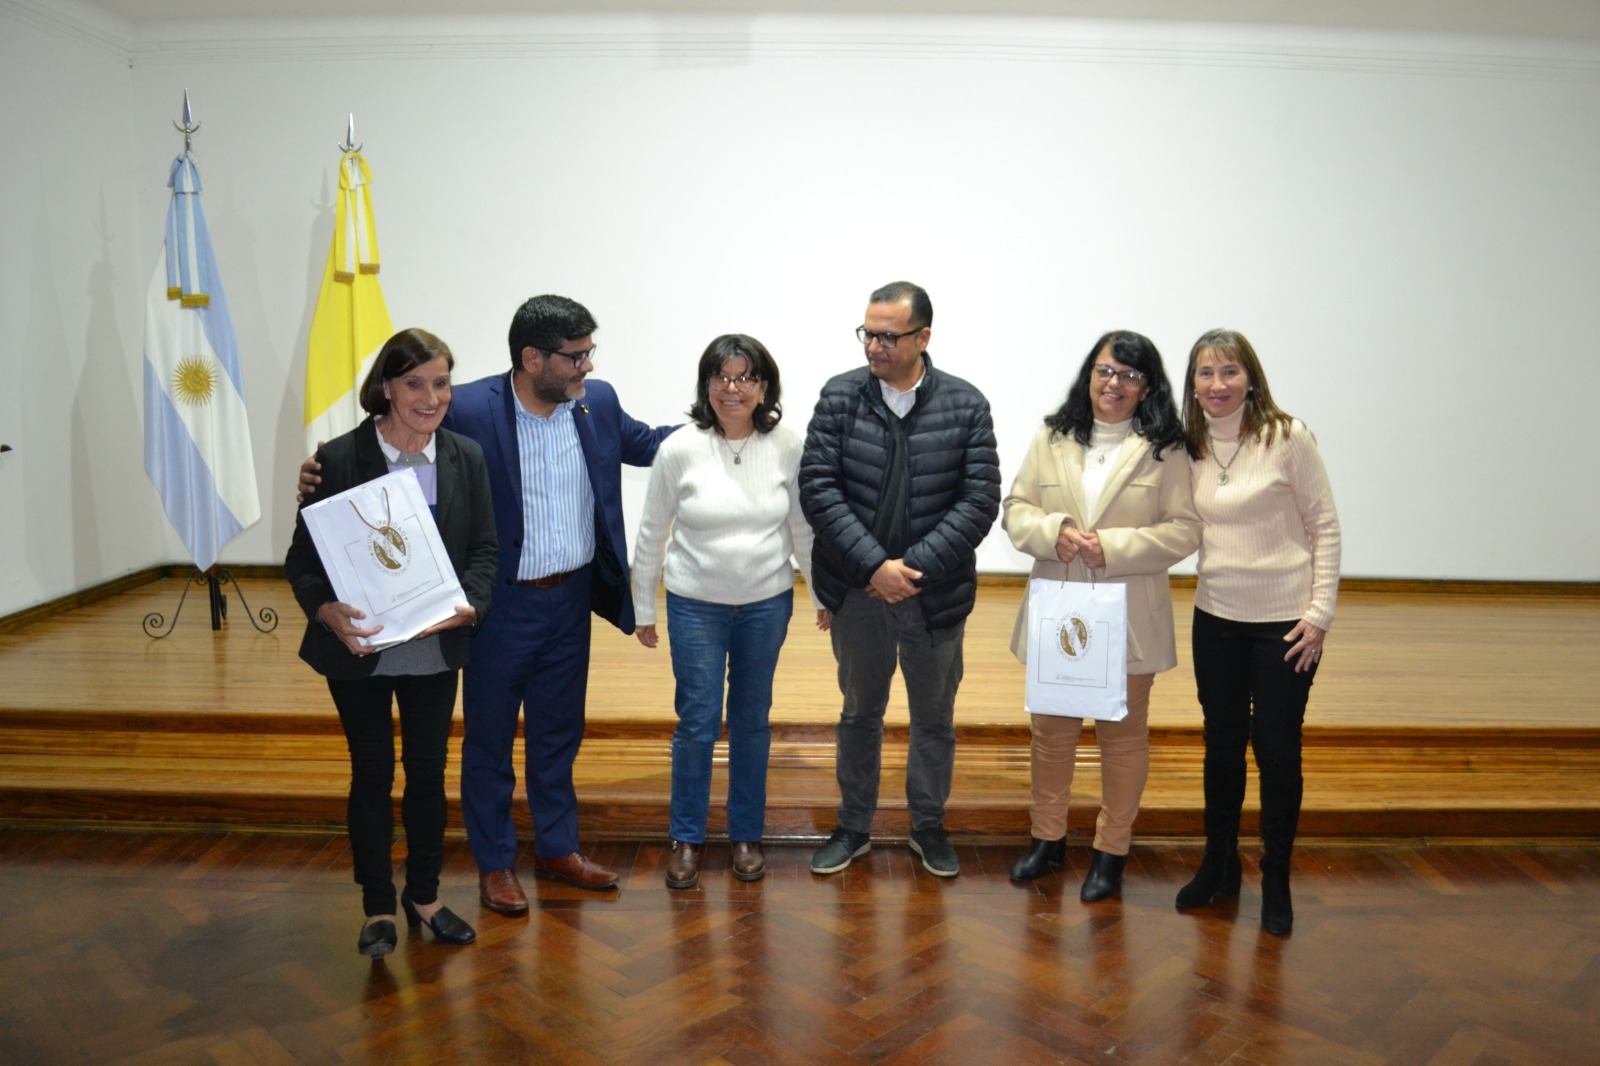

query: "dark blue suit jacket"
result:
(444, 371), (671, 634)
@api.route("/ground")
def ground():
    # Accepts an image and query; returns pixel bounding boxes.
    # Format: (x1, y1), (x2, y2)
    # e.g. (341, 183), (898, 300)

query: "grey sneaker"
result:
(810, 827), (871, 874)
(909, 826), (960, 877)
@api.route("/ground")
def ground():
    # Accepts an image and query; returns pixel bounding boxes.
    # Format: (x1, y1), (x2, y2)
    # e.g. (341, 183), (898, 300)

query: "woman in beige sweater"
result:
(1176, 328), (1341, 936)
(1002, 331), (1200, 899)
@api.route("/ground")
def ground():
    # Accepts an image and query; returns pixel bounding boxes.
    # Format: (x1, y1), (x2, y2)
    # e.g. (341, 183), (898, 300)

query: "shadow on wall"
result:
(202, 164), (332, 575)
(272, 167), (337, 548)
(75, 193), (140, 588)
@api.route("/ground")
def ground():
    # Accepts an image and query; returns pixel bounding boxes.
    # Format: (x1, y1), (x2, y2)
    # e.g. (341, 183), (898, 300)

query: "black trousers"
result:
(327, 670), (458, 916)
(1190, 608), (1318, 873)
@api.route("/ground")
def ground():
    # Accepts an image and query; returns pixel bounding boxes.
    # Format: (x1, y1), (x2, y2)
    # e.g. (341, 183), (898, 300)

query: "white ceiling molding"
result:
(124, 21), (1600, 85)
(3, 0), (133, 59)
(65, 0), (1600, 44)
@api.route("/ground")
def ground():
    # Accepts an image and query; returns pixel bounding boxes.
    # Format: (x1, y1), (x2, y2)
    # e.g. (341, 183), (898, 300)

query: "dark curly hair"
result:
(1043, 330), (1183, 460)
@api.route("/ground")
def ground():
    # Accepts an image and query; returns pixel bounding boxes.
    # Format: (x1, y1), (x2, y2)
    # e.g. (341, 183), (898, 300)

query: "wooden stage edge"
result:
(1, 570), (1597, 843)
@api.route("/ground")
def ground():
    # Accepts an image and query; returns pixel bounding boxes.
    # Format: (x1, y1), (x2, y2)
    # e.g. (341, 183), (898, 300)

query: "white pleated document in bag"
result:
(1024, 577), (1129, 721)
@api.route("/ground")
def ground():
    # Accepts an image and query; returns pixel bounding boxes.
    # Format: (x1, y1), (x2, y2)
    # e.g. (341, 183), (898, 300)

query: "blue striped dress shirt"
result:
(514, 396), (595, 580)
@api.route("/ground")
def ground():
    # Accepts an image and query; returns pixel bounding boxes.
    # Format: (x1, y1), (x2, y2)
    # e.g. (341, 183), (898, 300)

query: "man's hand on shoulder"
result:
(296, 447), (324, 505)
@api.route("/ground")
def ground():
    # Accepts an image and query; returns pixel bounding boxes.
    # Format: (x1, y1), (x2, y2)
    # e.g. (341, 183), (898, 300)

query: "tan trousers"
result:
(1028, 673), (1155, 855)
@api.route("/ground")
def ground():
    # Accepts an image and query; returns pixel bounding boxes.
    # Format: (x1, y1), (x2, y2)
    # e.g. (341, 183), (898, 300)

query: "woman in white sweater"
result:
(1176, 328), (1341, 936)
(631, 334), (825, 890)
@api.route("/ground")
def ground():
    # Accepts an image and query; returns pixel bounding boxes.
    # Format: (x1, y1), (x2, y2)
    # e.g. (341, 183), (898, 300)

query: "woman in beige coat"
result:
(1003, 331), (1200, 898)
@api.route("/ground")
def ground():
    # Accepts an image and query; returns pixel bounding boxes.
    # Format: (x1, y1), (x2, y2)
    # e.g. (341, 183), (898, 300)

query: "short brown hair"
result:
(686, 334), (783, 436)
(359, 328), (454, 416)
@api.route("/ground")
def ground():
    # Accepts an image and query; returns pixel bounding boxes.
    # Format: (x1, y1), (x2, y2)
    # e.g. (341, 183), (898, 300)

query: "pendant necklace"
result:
(1208, 434), (1246, 485)
(724, 434), (752, 465)
(1088, 426), (1124, 466)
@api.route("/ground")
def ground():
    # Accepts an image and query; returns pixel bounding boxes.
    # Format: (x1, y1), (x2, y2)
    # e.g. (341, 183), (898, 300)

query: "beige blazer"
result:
(1003, 424), (1201, 674)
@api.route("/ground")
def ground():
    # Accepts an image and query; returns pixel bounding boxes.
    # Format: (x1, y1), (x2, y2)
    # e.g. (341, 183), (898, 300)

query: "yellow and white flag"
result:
(303, 151), (393, 451)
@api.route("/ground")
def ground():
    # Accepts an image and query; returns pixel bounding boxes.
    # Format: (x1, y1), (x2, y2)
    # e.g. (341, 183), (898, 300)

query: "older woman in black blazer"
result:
(286, 328), (497, 958)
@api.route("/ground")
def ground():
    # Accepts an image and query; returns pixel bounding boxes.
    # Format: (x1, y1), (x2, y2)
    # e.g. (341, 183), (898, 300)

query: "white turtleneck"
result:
(1082, 418), (1134, 522)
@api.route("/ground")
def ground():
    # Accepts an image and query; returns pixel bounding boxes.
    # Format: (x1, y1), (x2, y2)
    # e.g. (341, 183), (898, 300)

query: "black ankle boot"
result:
(1079, 848), (1125, 902)
(1009, 837), (1066, 882)
(1175, 839), (1241, 909)
(1261, 869), (1293, 935)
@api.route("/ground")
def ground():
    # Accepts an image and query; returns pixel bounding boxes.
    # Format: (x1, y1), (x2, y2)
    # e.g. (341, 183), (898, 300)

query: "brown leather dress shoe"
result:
(532, 851), (619, 890)
(731, 841), (766, 882)
(478, 868), (529, 915)
(665, 840), (702, 890)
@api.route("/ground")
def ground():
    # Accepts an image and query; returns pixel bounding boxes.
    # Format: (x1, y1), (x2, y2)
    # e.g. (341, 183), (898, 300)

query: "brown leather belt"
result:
(512, 569), (580, 588)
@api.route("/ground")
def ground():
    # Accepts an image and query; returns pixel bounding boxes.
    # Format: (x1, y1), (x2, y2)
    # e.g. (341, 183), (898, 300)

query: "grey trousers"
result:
(829, 587), (966, 833)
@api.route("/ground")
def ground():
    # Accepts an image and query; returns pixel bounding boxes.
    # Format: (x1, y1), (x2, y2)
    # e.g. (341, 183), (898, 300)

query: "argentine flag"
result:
(303, 150), (393, 453)
(143, 153), (260, 570)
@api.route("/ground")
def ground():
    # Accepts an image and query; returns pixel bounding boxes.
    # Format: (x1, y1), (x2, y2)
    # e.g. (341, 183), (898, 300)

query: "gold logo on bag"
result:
(351, 487), (411, 574)
(1057, 615), (1092, 661)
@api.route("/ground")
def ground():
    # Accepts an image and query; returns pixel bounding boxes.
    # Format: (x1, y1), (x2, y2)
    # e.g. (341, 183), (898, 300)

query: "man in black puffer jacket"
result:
(800, 281), (1001, 879)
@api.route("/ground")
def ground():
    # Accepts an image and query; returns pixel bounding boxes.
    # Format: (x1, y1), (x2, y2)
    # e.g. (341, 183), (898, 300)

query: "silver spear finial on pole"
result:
(337, 113), (362, 154)
(173, 88), (200, 154)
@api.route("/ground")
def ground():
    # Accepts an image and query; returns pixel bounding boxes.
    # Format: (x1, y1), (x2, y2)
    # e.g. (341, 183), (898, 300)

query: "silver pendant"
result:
(1097, 453), (1107, 465)
(733, 455), (742, 465)
(1217, 472), (1228, 485)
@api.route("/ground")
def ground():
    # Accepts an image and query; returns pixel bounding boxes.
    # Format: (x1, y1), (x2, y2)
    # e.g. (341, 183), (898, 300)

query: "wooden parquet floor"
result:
(2, 828), (1598, 1065)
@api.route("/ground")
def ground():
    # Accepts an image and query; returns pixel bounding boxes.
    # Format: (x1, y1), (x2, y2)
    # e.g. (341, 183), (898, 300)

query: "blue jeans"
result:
(666, 589), (793, 843)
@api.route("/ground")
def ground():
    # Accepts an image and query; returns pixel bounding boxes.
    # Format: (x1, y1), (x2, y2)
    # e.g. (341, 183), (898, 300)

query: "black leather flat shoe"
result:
(1009, 837), (1067, 882)
(1079, 848), (1125, 902)
(401, 890), (477, 945)
(358, 918), (397, 959)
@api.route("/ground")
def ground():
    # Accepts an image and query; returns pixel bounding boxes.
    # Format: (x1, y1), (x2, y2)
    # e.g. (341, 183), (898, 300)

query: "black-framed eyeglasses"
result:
(1094, 365), (1145, 386)
(540, 345), (596, 365)
(711, 374), (761, 391)
(856, 326), (922, 348)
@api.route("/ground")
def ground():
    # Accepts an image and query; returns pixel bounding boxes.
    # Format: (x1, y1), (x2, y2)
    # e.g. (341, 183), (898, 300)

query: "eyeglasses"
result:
(1093, 365), (1145, 386)
(856, 326), (922, 348)
(711, 374), (761, 391)
(540, 345), (596, 365)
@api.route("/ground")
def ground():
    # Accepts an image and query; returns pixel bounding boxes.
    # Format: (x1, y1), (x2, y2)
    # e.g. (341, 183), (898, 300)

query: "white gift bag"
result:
(301, 468), (466, 650)
(1024, 577), (1129, 721)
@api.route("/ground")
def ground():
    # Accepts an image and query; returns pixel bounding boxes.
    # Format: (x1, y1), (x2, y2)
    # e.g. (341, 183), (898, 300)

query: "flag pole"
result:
(143, 90), (277, 640)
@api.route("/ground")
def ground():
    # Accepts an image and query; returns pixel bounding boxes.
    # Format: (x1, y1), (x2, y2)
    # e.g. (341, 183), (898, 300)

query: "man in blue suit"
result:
(445, 295), (673, 910)
(305, 297), (673, 907)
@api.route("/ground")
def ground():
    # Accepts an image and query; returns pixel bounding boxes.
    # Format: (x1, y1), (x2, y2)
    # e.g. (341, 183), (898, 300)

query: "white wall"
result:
(5, 5), (1599, 615)
(1, 0), (157, 615)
